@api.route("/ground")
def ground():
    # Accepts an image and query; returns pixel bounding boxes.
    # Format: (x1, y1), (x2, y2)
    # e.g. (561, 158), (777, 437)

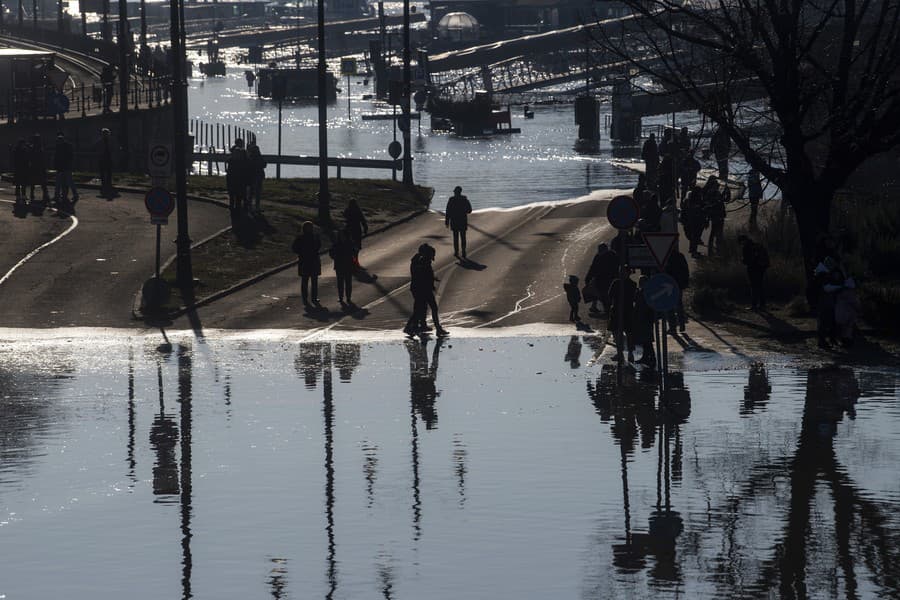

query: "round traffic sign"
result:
(607, 194), (640, 230)
(388, 141), (402, 159)
(643, 273), (680, 313)
(150, 144), (171, 168)
(49, 93), (70, 115)
(145, 187), (175, 217)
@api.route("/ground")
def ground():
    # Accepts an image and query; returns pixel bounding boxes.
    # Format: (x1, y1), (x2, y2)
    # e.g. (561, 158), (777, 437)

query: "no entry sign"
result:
(145, 187), (175, 224)
(607, 195), (640, 230)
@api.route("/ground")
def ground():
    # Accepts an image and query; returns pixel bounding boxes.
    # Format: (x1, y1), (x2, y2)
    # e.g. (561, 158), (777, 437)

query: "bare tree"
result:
(594, 0), (900, 276)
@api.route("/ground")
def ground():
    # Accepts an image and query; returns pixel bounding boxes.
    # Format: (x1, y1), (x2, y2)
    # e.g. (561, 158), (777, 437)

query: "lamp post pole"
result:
(401, 0), (412, 186)
(118, 0), (129, 169)
(316, 0), (330, 223)
(170, 0), (192, 287)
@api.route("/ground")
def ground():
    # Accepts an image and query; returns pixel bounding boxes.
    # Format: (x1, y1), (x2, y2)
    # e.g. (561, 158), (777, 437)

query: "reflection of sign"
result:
(148, 143), (172, 177)
(340, 58), (357, 75)
(642, 232), (678, 269)
(145, 187), (175, 220)
(627, 244), (656, 268)
(398, 114), (410, 132)
(388, 141), (402, 159)
(607, 194), (639, 230)
(644, 273), (680, 312)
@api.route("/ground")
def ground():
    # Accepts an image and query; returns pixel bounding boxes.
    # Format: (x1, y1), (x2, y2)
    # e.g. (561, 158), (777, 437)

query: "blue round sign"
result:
(643, 273), (680, 312)
(144, 187), (175, 217)
(607, 195), (639, 230)
(48, 93), (70, 116)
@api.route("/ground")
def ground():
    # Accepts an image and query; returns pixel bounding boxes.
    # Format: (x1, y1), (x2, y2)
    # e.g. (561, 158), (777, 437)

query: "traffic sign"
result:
(145, 187), (175, 219)
(388, 140), (402, 159)
(644, 273), (680, 313)
(150, 215), (169, 225)
(340, 57), (358, 76)
(48, 93), (69, 116)
(607, 195), (639, 230)
(642, 232), (678, 269)
(627, 244), (656, 268)
(148, 143), (172, 178)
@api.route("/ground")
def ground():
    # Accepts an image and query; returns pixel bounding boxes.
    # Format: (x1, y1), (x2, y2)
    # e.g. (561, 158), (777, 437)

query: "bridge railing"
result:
(1, 76), (172, 125)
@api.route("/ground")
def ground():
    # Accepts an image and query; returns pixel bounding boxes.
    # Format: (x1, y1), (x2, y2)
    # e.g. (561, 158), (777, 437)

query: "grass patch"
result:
(151, 177), (432, 314)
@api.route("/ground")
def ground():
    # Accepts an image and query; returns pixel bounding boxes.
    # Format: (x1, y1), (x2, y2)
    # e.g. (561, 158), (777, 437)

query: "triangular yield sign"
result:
(641, 232), (678, 269)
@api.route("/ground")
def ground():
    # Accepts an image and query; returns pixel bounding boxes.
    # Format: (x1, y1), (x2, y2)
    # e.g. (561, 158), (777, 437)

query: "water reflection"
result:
(407, 338), (443, 430)
(742, 362), (771, 416)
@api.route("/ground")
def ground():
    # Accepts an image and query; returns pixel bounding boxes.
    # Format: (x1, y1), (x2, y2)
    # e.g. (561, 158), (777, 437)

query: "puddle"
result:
(0, 334), (897, 598)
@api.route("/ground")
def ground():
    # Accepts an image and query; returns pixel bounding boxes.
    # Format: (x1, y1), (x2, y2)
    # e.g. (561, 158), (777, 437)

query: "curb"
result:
(136, 206), (431, 322)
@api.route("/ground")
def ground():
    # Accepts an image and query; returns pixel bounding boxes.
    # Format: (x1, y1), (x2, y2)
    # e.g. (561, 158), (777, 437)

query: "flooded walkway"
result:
(1, 332), (898, 598)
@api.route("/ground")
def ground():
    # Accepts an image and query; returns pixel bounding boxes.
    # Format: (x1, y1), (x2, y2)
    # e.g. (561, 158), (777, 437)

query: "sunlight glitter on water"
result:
(0, 334), (897, 598)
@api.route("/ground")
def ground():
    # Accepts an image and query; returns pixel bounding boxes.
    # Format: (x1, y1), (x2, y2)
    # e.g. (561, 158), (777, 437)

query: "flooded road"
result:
(1, 333), (898, 598)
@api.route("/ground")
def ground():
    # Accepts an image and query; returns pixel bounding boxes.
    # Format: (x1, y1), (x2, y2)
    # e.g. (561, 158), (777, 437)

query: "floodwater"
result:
(187, 66), (691, 209)
(1, 333), (899, 598)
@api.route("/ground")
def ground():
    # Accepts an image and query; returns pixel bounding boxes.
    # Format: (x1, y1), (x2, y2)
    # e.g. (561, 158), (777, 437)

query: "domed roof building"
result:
(436, 11), (480, 42)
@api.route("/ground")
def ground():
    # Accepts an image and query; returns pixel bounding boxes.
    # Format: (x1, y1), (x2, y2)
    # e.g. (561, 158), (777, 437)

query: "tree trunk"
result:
(783, 180), (833, 308)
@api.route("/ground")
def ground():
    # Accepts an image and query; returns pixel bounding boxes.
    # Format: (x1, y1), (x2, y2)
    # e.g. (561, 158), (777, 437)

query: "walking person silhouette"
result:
(445, 186), (472, 259)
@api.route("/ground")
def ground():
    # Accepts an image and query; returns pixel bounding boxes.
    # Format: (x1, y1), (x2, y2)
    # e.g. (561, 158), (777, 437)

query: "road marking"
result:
(0, 201), (79, 287)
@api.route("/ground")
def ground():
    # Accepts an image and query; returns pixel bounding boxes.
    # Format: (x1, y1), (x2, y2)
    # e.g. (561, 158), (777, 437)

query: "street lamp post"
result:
(401, 0), (412, 186)
(170, 0), (192, 287)
(118, 0), (129, 169)
(316, 0), (330, 223)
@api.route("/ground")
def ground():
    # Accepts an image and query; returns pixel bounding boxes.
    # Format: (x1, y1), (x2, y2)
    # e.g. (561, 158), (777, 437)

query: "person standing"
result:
(247, 139), (266, 213)
(226, 138), (249, 216)
(739, 235), (770, 310)
(710, 127), (731, 181)
(445, 186), (472, 259)
(343, 197), (368, 266)
(563, 275), (582, 322)
(608, 274), (638, 363)
(665, 248), (690, 332)
(53, 132), (78, 206)
(703, 177), (726, 256)
(681, 187), (706, 255)
(641, 133), (659, 190)
(292, 221), (322, 306)
(329, 229), (356, 305)
(747, 168), (762, 230)
(584, 243), (618, 313)
(100, 63), (116, 113)
(28, 134), (49, 204)
(12, 138), (29, 205)
(633, 275), (656, 367)
(97, 128), (116, 198)
(404, 244), (448, 336)
(679, 151), (701, 201)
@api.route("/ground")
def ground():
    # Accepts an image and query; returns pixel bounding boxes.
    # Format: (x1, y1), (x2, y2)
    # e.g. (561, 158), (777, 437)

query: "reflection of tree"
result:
(406, 338), (443, 430)
(699, 367), (900, 598)
(742, 362), (771, 416)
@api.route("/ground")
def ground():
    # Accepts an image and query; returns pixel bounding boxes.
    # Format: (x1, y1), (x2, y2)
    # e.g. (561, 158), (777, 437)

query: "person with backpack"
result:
(739, 234), (770, 310)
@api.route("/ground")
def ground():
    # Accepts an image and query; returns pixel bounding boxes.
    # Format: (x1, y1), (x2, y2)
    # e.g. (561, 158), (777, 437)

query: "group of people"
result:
(811, 239), (860, 348)
(225, 138), (267, 217)
(290, 198), (369, 307)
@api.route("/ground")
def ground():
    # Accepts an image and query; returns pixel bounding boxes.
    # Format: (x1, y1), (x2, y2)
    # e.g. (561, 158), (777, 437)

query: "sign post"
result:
(607, 194), (640, 383)
(341, 57), (357, 121)
(145, 187), (176, 278)
(643, 272), (680, 388)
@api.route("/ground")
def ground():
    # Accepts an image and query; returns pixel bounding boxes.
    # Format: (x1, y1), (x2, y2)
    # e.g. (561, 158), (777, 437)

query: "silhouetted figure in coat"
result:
(54, 132), (78, 205)
(609, 275), (638, 362)
(226, 138), (249, 216)
(292, 221), (321, 306)
(11, 138), (29, 205)
(97, 128), (116, 198)
(564, 275), (582, 322)
(445, 186), (472, 258)
(633, 276), (656, 367)
(679, 151), (700, 201)
(247, 139), (266, 213)
(681, 187), (706, 255)
(665, 249), (689, 331)
(342, 198), (368, 265)
(27, 134), (49, 204)
(641, 133), (659, 189)
(585, 243), (618, 313)
(703, 177), (725, 256)
(404, 243), (447, 336)
(329, 229), (356, 305)
(739, 234), (769, 310)
(710, 127), (731, 181)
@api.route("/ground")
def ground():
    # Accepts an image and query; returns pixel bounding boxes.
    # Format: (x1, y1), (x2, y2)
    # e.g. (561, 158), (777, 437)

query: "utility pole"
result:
(401, 0), (412, 185)
(170, 0), (193, 287)
(118, 0), (129, 169)
(316, 0), (330, 223)
(102, 0), (110, 41)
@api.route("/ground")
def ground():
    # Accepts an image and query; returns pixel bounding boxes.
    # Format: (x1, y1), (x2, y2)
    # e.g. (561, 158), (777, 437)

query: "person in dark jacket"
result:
(564, 275), (582, 322)
(404, 243), (448, 336)
(641, 133), (659, 190)
(665, 249), (690, 332)
(681, 187), (706, 255)
(445, 186), (472, 258)
(12, 138), (29, 204)
(739, 234), (769, 310)
(329, 229), (356, 305)
(608, 275), (638, 363)
(97, 128), (116, 199)
(226, 138), (249, 216)
(342, 198), (368, 265)
(710, 127), (731, 181)
(679, 151), (701, 201)
(633, 276), (656, 367)
(292, 221), (322, 306)
(53, 132), (78, 205)
(247, 139), (266, 213)
(585, 243), (618, 313)
(27, 134), (49, 204)
(703, 177), (726, 256)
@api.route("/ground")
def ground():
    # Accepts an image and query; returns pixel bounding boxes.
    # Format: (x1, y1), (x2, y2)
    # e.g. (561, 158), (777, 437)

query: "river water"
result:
(187, 65), (691, 209)
(1, 332), (898, 598)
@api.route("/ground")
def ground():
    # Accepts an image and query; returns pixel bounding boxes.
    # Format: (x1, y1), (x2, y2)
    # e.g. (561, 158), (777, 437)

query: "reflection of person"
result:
(292, 221), (322, 306)
(742, 362), (771, 415)
(407, 337), (443, 429)
(445, 186), (472, 258)
(564, 335), (582, 369)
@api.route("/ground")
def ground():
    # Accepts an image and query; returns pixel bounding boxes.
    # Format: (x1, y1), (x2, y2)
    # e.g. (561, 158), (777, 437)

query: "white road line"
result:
(0, 200), (79, 287)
